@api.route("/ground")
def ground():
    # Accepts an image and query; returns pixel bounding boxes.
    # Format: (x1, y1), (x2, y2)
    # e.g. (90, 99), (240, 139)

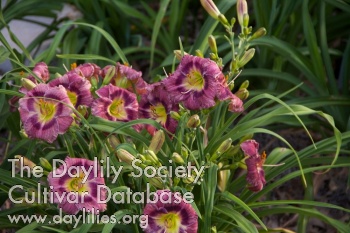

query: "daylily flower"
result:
(48, 157), (107, 214)
(20, 62), (50, 93)
(8, 62), (50, 112)
(240, 140), (266, 192)
(101, 63), (148, 94)
(143, 189), (198, 233)
(49, 72), (93, 108)
(92, 84), (138, 122)
(163, 55), (243, 112)
(70, 63), (101, 82)
(18, 84), (74, 143)
(139, 82), (179, 134)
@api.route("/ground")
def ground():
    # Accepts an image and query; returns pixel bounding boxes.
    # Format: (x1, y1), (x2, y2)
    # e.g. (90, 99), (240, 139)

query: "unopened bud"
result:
(237, 0), (248, 26)
(170, 111), (181, 121)
(183, 176), (195, 184)
(235, 88), (249, 100)
(187, 114), (201, 128)
(195, 49), (204, 58)
(174, 50), (188, 61)
(181, 147), (189, 160)
(231, 59), (238, 72)
(19, 129), (28, 139)
(145, 150), (160, 166)
(102, 66), (116, 85)
(250, 27), (267, 40)
(217, 163), (230, 192)
(149, 130), (165, 154)
(77, 105), (88, 118)
(218, 14), (229, 27)
(243, 13), (249, 28)
(39, 158), (52, 171)
(172, 153), (185, 165)
(231, 17), (236, 26)
(218, 138), (232, 154)
(208, 35), (218, 55)
(200, 0), (221, 20)
(239, 80), (249, 89)
(148, 177), (164, 189)
(117, 149), (135, 165)
(237, 48), (255, 68)
(21, 78), (36, 90)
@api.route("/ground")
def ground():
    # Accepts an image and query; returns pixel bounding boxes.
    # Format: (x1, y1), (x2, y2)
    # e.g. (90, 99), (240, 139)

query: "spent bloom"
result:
(143, 190), (198, 233)
(18, 84), (74, 143)
(139, 82), (179, 135)
(164, 55), (243, 112)
(48, 157), (107, 214)
(240, 140), (266, 192)
(49, 72), (93, 108)
(92, 84), (138, 122)
(101, 63), (148, 95)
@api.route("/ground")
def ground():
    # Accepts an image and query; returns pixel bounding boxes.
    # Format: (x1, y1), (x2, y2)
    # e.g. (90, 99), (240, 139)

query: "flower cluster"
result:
(16, 54), (243, 142)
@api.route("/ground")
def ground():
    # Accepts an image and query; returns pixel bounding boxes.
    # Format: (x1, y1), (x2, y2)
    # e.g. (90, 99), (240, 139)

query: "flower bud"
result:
(77, 105), (88, 118)
(250, 27), (267, 40)
(200, 0), (221, 20)
(145, 150), (160, 166)
(172, 152), (185, 165)
(107, 135), (121, 149)
(218, 14), (229, 27)
(181, 147), (189, 160)
(39, 157), (52, 171)
(235, 88), (249, 100)
(237, 0), (248, 27)
(187, 114), (201, 128)
(21, 78), (36, 90)
(148, 177), (164, 189)
(237, 48), (255, 68)
(195, 49), (204, 58)
(182, 176), (195, 184)
(102, 65), (116, 85)
(174, 50), (188, 61)
(117, 149), (135, 165)
(170, 111), (181, 121)
(243, 13), (249, 28)
(19, 129), (28, 139)
(149, 130), (165, 154)
(208, 35), (218, 55)
(239, 80), (249, 89)
(231, 17), (236, 26)
(217, 163), (230, 192)
(217, 138), (232, 154)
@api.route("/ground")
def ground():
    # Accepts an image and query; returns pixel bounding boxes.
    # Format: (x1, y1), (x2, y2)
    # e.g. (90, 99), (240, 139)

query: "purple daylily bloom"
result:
(240, 140), (266, 192)
(91, 84), (138, 122)
(163, 55), (243, 112)
(101, 63), (148, 95)
(143, 190), (198, 233)
(139, 82), (179, 135)
(18, 84), (74, 143)
(49, 72), (93, 108)
(48, 157), (107, 214)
